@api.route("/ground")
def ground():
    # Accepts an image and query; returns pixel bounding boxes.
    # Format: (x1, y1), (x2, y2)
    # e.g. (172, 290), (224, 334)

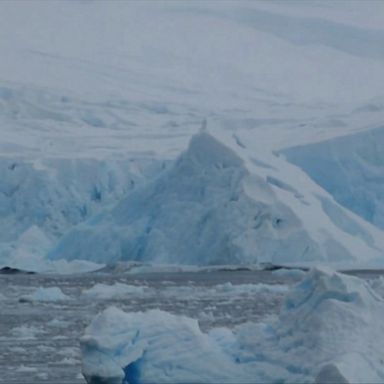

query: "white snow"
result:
(81, 308), (244, 384)
(81, 268), (384, 383)
(48, 318), (70, 328)
(1, 1), (383, 107)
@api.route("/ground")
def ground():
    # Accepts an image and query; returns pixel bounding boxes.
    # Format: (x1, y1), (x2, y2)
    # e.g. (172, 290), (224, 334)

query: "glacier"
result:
(81, 268), (384, 383)
(1, 2), (384, 383)
(0, 1), (383, 269)
(48, 129), (384, 267)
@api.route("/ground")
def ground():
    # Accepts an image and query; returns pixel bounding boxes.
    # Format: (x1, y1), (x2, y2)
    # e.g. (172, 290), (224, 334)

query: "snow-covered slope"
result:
(1, 0), (384, 163)
(49, 130), (384, 267)
(1, 1), (384, 106)
(81, 268), (384, 383)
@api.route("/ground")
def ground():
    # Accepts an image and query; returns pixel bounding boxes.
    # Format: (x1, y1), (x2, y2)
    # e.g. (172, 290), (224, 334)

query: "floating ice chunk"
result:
(271, 268), (307, 279)
(280, 267), (379, 317)
(213, 282), (288, 295)
(81, 268), (384, 383)
(19, 286), (70, 302)
(160, 282), (288, 299)
(81, 307), (254, 384)
(58, 357), (79, 365)
(16, 366), (38, 373)
(9, 346), (26, 353)
(261, 268), (384, 382)
(11, 325), (44, 339)
(81, 283), (148, 300)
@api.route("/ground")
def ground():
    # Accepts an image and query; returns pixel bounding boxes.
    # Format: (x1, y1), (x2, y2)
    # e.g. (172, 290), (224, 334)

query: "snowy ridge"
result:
(81, 268), (384, 383)
(49, 130), (384, 267)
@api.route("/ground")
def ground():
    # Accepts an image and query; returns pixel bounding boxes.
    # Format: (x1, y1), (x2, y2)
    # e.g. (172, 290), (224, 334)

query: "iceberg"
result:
(49, 130), (384, 266)
(19, 286), (70, 302)
(81, 283), (148, 300)
(81, 268), (384, 383)
(81, 307), (247, 384)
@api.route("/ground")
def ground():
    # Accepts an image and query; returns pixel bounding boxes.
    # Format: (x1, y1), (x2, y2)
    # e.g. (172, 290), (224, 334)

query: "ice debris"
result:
(19, 286), (70, 303)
